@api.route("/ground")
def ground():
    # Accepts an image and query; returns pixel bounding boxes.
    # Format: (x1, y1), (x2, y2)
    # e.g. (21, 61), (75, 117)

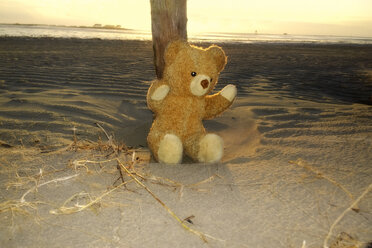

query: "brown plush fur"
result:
(147, 40), (236, 163)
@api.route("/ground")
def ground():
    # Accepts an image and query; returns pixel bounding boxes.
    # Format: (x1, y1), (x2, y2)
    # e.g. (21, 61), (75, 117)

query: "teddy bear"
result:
(147, 40), (237, 164)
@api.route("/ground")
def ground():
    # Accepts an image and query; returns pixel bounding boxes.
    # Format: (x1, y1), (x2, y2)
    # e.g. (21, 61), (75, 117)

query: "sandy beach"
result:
(0, 37), (371, 248)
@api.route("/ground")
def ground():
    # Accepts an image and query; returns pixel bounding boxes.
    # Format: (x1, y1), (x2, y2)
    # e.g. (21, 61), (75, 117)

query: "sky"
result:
(0, 0), (371, 37)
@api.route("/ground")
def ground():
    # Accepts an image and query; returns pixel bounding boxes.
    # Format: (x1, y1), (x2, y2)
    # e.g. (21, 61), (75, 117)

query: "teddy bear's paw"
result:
(198, 134), (224, 163)
(158, 134), (183, 164)
(151, 85), (170, 101)
(221, 84), (237, 102)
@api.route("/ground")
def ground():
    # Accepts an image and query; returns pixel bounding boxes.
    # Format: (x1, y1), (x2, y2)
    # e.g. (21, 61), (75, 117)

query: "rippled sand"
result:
(0, 37), (371, 248)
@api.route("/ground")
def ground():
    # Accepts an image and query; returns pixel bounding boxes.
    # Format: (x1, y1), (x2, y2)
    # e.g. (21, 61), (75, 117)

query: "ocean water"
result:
(1, 24), (372, 44)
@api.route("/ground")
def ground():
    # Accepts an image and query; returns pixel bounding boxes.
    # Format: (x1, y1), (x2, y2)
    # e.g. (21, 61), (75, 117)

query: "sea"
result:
(1, 24), (372, 44)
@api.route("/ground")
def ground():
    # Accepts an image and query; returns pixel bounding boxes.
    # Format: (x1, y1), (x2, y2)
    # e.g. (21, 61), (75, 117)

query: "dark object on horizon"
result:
(92, 24), (123, 30)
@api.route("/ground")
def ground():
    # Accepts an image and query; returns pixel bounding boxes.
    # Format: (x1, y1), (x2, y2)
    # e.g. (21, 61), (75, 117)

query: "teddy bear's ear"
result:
(207, 45), (227, 72)
(164, 40), (188, 65)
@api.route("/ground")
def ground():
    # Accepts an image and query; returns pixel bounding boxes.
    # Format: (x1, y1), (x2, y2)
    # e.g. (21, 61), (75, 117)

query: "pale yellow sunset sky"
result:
(0, 0), (371, 36)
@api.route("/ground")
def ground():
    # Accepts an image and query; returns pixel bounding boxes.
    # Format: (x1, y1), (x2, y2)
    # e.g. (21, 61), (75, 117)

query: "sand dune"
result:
(0, 37), (371, 248)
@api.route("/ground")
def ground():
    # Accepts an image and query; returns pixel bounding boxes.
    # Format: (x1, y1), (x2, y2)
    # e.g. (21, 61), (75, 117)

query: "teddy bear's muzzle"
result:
(190, 74), (211, 96)
(201, 79), (209, 89)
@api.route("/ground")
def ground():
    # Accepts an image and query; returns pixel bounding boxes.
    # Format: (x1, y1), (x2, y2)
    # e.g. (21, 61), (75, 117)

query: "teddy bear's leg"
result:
(185, 133), (224, 163)
(198, 134), (224, 163)
(148, 132), (183, 164)
(158, 134), (183, 164)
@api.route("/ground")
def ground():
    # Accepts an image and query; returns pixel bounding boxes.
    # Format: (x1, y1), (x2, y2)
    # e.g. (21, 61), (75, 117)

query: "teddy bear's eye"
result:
(191, 72), (197, 77)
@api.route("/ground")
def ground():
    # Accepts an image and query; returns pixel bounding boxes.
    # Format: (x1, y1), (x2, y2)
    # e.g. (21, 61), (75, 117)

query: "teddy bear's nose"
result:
(201, 79), (209, 89)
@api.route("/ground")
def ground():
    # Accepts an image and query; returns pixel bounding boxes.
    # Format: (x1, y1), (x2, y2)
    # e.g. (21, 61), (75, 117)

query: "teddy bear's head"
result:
(163, 40), (227, 97)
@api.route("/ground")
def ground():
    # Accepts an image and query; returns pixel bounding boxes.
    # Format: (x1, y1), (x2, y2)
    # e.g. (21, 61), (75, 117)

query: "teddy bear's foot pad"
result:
(158, 134), (183, 164)
(198, 134), (224, 163)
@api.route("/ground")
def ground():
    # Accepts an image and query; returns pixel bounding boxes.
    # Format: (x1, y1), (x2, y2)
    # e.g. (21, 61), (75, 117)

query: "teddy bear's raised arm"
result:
(146, 79), (170, 113)
(204, 84), (237, 119)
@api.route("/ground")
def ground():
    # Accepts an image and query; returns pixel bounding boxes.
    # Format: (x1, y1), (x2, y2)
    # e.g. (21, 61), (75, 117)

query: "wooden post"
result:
(150, 0), (187, 79)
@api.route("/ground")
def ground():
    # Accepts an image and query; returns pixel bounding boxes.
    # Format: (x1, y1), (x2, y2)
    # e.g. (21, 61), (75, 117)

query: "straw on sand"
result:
(0, 124), (224, 244)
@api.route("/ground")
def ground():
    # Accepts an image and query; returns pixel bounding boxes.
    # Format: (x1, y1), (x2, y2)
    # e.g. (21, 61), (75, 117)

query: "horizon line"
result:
(1, 22), (372, 39)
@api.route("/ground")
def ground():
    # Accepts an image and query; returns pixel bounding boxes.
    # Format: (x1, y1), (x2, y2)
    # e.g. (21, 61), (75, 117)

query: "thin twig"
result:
(116, 158), (223, 243)
(20, 174), (79, 203)
(96, 122), (119, 154)
(301, 240), (307, 248)
(289, 160), (355, 203)
(116, 162), (126, 184)
(50, 180), (131, 215)
(95, 123), (111, 141)
(188, 174), (221, 188)
(323, 183), (372, 248)
(96, 123), (126, 187)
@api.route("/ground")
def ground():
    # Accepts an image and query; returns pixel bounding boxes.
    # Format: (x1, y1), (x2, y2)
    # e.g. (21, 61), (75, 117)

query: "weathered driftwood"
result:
(150, 0), (187, 79)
